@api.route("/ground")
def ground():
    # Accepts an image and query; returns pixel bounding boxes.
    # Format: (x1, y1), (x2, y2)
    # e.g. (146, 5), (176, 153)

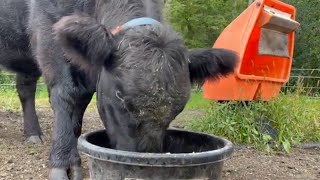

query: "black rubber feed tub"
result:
(78, 129), (234, 180)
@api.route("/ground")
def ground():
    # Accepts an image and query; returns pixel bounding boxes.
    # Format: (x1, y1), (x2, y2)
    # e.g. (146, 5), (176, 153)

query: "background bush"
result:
(165, 0), (248, 48)
(282, 0), (320, 70)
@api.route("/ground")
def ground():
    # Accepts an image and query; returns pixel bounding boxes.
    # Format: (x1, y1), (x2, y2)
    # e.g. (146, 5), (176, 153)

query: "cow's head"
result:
(53, 14), (238, 152)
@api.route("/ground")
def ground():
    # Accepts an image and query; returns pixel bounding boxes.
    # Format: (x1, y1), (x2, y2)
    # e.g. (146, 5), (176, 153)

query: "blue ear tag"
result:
(111, 17), (161, 35)
(122, 17), (161, 30)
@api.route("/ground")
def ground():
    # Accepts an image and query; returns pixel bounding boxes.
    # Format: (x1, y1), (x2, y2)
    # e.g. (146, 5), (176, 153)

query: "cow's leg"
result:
(16, 74), (43, 144)
(69, 92), (93, 180)
(48, 84), (93, 180)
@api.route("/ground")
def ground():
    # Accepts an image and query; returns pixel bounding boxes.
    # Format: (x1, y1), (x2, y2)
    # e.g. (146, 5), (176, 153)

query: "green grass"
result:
(1, 86), (319, 153)
(0, 86), (48, 111)
(0, 86), (97, 112)
(184, 92), (320, 153)
(184, 90), (211, 110)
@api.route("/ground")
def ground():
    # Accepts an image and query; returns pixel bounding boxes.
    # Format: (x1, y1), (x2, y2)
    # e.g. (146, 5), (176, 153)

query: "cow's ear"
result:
(188, 48), (238, 85)
(53, 13), (115, 70)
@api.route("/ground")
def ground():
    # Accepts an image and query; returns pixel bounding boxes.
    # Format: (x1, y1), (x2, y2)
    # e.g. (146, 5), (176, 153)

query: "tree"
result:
(165, 0), (248, 48)
(282, 0), (320, 70)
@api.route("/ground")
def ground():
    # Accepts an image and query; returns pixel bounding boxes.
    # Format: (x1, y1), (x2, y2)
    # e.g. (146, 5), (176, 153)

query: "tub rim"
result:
(77, 128), (234, 167)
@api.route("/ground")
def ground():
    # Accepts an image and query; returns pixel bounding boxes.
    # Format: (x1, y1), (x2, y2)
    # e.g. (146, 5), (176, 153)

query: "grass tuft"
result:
(184, 91), (320, 154)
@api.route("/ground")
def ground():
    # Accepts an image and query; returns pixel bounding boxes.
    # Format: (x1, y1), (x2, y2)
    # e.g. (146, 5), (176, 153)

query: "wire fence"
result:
(282, 69), (320, 97)
(1, 69), (320, 96)
(0, 72), (45, 87)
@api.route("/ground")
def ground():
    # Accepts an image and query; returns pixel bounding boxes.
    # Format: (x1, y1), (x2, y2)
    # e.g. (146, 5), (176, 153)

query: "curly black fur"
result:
(188, 48), (238, 85)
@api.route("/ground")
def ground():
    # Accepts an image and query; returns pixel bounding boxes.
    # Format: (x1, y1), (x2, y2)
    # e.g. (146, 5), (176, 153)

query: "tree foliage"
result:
(165, 0), (248, 48)
(283, 0), (320, 69)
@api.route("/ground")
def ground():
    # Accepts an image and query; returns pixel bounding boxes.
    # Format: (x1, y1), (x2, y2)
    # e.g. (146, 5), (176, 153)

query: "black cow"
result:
(0, 0), (43, 143)
(0, 0), (238, 179)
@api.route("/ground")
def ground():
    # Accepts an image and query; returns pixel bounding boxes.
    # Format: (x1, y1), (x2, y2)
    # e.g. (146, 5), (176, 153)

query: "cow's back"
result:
(0, 0), (39, 76)
(0, 0), (30, 51)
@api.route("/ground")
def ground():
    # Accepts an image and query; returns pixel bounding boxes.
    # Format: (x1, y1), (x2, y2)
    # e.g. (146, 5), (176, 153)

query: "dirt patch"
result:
(0, 109), (319, 180)
(223, 147), (319, 180)
(0, 109), (103, 180)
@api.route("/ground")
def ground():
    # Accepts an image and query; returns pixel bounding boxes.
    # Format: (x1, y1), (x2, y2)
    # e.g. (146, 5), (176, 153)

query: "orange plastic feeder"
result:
(203, 0), (300, 101)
